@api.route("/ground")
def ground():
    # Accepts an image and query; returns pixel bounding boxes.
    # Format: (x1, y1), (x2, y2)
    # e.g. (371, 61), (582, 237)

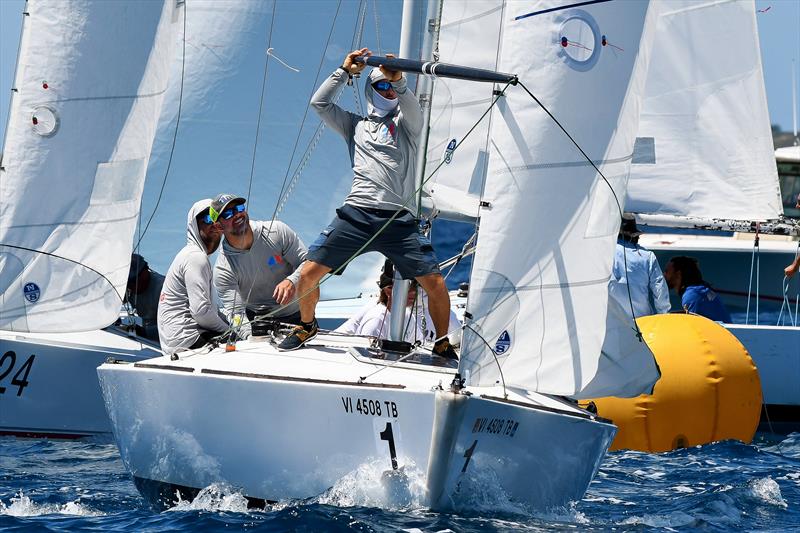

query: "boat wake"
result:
(0, 490), (102, 517)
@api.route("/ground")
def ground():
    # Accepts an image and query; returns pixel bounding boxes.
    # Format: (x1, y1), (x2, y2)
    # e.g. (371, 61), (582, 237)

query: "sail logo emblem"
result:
(267, 254), (283, 268)
(23, 282), (41, 303)
(495, 330), (511, 354)
(443, 139), (456, 164)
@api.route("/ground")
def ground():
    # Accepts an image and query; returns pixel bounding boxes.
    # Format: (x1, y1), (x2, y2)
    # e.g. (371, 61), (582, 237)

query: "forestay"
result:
(626, 0), (782, 222)
(0, 0), (175, 332)
(460, 0), (660, 397)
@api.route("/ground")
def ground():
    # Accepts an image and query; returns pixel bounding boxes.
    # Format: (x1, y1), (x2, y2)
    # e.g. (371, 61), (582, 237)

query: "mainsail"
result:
(625, 0), (782, 222)
(0, 0), (176, 332)
(458, 0), (660, 397)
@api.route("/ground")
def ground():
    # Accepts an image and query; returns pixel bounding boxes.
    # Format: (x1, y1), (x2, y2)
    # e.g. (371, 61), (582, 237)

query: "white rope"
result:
(266, 47), (300, 72)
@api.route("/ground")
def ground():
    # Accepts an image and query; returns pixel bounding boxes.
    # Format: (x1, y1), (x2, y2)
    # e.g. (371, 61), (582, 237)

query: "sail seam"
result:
(493, 153), (632, 174)
(31, 88), (169, 105)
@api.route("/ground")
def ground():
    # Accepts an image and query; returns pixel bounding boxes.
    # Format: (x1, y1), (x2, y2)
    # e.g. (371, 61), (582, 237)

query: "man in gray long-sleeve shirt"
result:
(157, 199), (229, 356)
(277, 48), (456, 359)
(211, 194), (309, 334)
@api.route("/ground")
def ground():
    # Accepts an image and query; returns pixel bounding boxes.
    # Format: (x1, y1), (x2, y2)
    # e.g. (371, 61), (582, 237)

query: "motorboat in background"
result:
(0, 0), (175, 437)
(100, 0), (661, 511)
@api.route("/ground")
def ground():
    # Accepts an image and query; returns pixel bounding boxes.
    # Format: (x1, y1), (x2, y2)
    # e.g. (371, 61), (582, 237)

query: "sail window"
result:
(632, 137), (656, 164)
(90, 159), (145, 205)
(557, 13), (600, 71)
(30, 106), (59, 137)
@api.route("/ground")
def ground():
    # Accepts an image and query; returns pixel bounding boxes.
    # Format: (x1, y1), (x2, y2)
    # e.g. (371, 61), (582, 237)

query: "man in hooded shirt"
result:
(277, 47), (457, 359)
(210, 193), (308, 334)
(157, 199), (230, 357)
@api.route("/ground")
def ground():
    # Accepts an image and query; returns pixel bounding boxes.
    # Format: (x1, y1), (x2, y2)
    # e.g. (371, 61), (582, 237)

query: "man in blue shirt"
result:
(663, 256), (731, 323)
(609, 214), (670, 318)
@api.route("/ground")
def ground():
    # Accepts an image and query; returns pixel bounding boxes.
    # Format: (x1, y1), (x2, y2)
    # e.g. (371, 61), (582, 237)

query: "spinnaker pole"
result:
(356, 55), (517, 85)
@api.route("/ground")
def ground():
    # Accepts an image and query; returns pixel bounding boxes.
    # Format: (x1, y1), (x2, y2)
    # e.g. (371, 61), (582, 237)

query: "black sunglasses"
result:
(372, 80), (392, 91)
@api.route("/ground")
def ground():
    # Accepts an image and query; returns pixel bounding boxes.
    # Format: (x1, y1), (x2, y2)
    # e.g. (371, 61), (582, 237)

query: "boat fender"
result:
(582, 314), (761, 452)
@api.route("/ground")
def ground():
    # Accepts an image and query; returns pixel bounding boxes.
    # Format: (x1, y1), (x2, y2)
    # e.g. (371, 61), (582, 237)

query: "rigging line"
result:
(0, 244), (125, 305)
(372, 0), (382, 55)
(463, 323), (507, 399)
(246, 2), (278, 204)
(267, 0), (344, 234)
(260, 81), (512, 320)
(516, 80), (643, 341)
(221, 81), (511, 340)
(133, 1), (187, 253)
(236, 0), (278, 320)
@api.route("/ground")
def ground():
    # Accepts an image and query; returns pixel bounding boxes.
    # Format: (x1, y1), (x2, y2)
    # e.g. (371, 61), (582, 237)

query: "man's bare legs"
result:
(296, 261), (330, 323)
(416, 272), (451, 340)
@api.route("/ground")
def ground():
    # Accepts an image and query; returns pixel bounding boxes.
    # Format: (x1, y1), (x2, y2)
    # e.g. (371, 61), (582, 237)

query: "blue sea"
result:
(1, 433), (798, 531)
(1, 222), (799, 531)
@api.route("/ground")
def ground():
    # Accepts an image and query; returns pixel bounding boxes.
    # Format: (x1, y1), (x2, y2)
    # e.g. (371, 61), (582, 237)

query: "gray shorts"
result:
(307, 204), (440, 279)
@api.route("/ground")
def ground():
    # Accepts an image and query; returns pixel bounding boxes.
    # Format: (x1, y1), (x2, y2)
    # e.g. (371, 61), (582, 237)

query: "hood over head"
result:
(365, 68), (398, 118)
(186, 198), (218, 254)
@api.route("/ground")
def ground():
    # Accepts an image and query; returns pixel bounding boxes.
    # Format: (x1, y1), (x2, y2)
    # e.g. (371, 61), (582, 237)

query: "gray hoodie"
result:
(214, 220), (307, 320)
(310, 68), (423, 211)
(157, 199), (229, 355)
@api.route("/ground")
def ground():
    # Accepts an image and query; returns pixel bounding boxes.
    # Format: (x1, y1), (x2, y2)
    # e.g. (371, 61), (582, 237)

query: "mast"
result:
(389, 0), (441, 342)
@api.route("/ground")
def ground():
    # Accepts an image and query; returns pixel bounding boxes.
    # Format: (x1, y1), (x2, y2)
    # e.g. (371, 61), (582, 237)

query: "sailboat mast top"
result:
(356, 55), (518, 85)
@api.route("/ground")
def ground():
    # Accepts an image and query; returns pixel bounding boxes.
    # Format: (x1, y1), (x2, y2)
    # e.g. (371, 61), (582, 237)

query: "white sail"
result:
(423, 0), (504, 221)
(139, 0), (382, 299)
(0, 0), (175, 332)
(626, 0), (782, 221)
(460, 0), (660, 397)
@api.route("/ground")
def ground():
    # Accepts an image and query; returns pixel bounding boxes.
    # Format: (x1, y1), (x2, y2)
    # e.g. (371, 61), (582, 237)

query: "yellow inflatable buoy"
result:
(583, 313), (761, 452)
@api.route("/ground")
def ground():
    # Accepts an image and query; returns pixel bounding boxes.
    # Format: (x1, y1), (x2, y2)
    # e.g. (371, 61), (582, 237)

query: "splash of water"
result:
(0, 490), (101, 517)
(748, 477), (788, 508)
(167, 483), (250, 513)
(314, 458), (427, 510)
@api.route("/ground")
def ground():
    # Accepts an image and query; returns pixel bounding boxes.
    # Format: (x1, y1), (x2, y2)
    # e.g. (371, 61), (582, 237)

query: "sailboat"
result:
(99, 0), (662, 511)
(0, 0), (176, 437)
(622, 0), (800, 429)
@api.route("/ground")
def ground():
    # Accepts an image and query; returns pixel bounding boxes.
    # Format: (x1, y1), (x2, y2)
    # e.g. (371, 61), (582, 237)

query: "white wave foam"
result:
(748, 478), (787, 508)
(168, 483), (250, 513)
(0, 491), (101, 517)
(620, 510), (697, 528)
(315, 458), (427, 510)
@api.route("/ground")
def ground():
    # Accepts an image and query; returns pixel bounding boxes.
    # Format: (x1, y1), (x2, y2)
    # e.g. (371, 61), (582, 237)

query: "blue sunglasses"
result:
(219, 202), (246, 220)
(372, 80), (392, 91)
(200, 213), (214, 225)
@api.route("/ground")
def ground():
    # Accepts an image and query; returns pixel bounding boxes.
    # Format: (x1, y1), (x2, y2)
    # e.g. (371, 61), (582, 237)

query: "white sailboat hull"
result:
(98, 336), (614, 511)
(0, 326), (161, 438)
(727, 324), (800, 430)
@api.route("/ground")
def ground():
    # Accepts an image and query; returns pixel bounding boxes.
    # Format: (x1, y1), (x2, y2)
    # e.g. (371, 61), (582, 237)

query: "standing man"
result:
(784, 193), (800, 278)
(278, 48), (457, 359)
(158, 199), (229, 356)
(609, 213), (670, 318)
(211, 194), (308, 333)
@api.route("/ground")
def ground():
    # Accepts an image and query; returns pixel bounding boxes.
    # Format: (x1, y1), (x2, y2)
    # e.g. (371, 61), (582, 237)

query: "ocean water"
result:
(1, 433), (798, 531)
